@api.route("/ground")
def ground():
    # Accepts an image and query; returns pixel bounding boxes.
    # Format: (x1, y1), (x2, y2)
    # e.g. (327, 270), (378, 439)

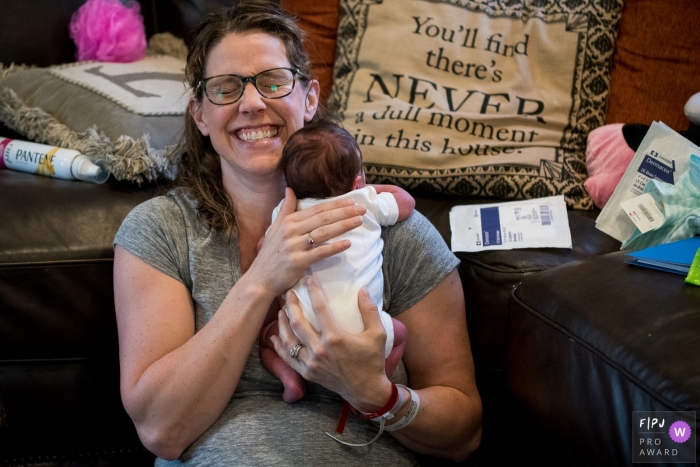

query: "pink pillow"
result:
(584, 124), (635, 209)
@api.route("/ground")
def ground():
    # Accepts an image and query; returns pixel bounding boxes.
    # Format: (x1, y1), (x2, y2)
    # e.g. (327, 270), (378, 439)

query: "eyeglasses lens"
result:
(205, 68), (296, 105)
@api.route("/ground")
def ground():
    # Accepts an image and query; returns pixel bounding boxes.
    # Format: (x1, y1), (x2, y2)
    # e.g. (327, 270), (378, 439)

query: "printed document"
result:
(450, 195), (572, 252)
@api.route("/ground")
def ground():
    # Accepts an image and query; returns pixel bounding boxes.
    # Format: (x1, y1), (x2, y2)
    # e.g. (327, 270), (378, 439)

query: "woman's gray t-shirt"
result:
(114, 191), (460, 467)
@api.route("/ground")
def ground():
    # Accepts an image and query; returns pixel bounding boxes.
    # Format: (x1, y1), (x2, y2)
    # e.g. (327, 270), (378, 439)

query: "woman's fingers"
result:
(272, 291), (316, 366)
(304, 213), (363, 247)
(357, 287), (384, 333)
(270, 283), (393, 411)
(251, 193), (364, 298)
(281, 197), (367, 246)
(284, 289), (319, 343)
(288, 193), (361, 222)
(303, 276), (340, 334)
(276, 187), (297, 217)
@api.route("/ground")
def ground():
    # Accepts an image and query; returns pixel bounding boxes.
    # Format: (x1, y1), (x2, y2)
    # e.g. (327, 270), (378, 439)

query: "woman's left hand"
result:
(270, 277), (394, 412)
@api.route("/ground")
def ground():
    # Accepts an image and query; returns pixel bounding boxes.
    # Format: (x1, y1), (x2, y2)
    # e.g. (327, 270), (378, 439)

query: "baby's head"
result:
(281, 119), (364, 199)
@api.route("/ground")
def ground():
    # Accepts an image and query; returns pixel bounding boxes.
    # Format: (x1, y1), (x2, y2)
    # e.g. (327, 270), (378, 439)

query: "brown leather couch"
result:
(1, 1), (698, 466)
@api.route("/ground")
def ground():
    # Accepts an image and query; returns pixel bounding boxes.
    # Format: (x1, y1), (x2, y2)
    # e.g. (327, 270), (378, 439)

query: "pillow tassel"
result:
(0, 86), (180, 183)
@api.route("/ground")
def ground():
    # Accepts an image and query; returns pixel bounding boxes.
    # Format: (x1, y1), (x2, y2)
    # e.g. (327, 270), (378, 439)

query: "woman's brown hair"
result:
(174, 0), (324, 237)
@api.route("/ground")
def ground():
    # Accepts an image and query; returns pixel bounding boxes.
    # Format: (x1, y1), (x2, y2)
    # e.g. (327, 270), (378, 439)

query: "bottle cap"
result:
(71, 155), (110, 184)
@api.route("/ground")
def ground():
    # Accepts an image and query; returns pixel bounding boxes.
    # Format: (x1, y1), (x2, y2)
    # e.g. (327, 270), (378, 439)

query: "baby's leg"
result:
(384, 317), (407, 377)
(259, 319), (307, 403)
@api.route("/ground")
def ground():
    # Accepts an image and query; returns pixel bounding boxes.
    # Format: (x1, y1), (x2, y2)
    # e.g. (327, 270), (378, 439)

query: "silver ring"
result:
(307, 233), (316, 248)
(289, 343), (305, 359)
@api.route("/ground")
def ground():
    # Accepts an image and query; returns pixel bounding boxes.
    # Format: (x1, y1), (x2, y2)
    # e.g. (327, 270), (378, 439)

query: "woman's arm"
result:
(388, 268), (482, 460)
(115, 190), (367, 459)
(115, 248), (276, 460)
(272, 269), (481, 461)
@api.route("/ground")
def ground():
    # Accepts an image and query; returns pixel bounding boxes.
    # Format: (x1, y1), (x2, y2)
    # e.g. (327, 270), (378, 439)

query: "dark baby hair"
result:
(281, 119), (363, 199)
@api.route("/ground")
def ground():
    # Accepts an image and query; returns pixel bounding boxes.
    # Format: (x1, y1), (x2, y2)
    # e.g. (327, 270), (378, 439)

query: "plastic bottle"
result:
(0, 137), (110, 184)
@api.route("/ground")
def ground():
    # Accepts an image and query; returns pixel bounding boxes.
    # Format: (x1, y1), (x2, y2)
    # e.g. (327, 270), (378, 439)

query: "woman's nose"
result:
(238, 81), (266, 113)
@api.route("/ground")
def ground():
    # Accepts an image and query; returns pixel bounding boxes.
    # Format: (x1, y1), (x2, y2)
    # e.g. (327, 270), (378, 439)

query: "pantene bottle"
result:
(0, 137), (110, 184)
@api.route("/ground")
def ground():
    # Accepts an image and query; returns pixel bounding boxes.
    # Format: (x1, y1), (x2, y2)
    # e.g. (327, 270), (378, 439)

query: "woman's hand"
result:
(270, 277), (394, 412)
(248, 188), (367, 300)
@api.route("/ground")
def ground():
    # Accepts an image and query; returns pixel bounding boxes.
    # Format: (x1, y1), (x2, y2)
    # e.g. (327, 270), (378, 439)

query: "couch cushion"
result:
(506, 251), (700, 466)
(0, 169), (155, 462)
(0, 169), (156, 265)
(413, 193), (621, 371)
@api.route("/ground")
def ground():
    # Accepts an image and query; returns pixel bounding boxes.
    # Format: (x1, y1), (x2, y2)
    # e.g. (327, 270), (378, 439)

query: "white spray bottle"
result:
(0, 137), (110, 184)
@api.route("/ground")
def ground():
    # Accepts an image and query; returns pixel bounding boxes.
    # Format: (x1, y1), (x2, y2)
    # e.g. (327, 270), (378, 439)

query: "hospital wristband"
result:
(382, 385), (420, 432)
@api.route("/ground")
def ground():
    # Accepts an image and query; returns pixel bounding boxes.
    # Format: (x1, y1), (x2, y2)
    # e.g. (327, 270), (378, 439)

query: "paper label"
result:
(450, 195), (572, 252)
(619, 193), (665, 234)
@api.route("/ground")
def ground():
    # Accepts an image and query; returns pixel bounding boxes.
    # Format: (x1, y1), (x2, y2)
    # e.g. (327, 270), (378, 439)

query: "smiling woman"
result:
(187, 29), (319, 219)
(181, 20), (320, 235)
(112, 0), (481, 465)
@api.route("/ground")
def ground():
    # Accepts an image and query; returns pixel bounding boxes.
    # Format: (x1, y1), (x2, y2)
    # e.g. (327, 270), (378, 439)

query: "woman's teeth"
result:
(238, 128), (277, 141)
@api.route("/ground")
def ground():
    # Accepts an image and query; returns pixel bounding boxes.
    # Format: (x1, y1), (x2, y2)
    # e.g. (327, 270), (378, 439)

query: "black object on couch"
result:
(1, 1), (699, 467)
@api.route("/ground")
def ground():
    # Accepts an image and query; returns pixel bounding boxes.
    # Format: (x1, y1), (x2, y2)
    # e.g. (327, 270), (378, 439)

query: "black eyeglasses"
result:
(198, 67), (303, 105)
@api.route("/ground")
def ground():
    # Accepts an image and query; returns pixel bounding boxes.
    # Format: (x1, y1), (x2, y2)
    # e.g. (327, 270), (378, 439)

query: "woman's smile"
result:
(234, 125), (279, 142)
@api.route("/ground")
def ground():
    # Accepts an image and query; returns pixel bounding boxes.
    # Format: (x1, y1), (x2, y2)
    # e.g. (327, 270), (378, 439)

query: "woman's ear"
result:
(303, 80), (320, 122)
(189, 97), (210, 136)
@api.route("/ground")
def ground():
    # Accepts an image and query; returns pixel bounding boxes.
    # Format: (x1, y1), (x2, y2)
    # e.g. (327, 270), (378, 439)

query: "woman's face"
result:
(190, 31), (319, 182)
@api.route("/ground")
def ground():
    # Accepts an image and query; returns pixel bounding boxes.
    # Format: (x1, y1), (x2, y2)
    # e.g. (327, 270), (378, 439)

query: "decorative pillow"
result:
(605, 0), (700, 131)
(328, 0), (623, 209)
(584, 123), (634, 210)
(280, 0), (340, 105)
(0, 47), (187, 183)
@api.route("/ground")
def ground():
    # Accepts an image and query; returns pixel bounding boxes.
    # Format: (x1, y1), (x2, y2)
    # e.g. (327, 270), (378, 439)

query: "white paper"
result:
(450, 195), (572, 252)
(619, 193), (665, 234)
(595, 121), (698, 241)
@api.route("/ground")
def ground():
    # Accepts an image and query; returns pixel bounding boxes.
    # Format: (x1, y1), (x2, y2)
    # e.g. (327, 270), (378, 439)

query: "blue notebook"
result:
(625, 236), (700, 275)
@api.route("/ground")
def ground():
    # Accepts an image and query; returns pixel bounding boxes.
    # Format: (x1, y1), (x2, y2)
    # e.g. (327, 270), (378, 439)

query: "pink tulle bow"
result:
(69, 0), (147, 63)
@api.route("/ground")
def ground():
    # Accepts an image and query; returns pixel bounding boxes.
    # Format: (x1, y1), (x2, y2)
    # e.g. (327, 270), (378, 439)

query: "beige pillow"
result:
(328, 0), (623, 209)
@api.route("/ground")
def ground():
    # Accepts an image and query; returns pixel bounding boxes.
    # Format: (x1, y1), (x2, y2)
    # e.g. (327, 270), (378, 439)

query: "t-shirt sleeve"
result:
(113, 196), (192, 289)
(373, 191), (400, 226)
(381, 211), (460, 317)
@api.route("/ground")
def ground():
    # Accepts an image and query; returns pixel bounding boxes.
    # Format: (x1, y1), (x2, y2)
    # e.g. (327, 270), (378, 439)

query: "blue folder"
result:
(625, 236), (700, 275)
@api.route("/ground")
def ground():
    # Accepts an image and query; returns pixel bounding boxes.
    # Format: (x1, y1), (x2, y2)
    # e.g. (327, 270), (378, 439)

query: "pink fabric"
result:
(69, 0), (147, 63)
(584, 123), (636, 209)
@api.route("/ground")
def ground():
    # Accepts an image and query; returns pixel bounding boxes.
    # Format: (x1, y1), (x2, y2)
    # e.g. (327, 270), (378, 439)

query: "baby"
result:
(259, 119), (415, 403)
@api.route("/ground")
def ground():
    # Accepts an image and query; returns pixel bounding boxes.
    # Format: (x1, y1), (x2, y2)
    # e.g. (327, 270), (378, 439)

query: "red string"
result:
(336, 401), (351, 434)
(335, 383), (398, 434)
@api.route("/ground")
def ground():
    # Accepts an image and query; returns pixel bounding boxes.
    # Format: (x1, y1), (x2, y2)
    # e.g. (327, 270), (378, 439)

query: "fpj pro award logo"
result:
(633, 411), (695, 463)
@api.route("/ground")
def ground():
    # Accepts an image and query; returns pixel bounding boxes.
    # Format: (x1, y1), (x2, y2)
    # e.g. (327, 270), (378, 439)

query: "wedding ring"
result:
(289, 343), (305, 359)
(307, 233), (316, 248)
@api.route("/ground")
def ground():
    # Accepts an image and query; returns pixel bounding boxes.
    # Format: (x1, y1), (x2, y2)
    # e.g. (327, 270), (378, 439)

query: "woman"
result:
(113, 1), (481, 464)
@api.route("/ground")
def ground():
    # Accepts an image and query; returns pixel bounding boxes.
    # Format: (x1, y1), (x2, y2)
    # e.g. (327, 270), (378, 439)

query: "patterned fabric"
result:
(622, 154), (700, 250)
(328, 0), (623, 209)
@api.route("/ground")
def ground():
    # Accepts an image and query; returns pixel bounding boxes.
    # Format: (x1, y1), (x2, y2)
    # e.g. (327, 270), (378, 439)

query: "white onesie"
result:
(271, 186), (399, 357)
